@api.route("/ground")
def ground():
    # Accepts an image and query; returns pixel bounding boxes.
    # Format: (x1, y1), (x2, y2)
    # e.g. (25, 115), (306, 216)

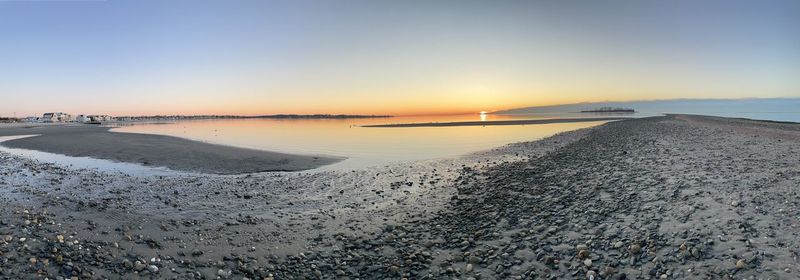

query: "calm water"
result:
(112, 114), (613, 170)
(109, 99), (800, 171)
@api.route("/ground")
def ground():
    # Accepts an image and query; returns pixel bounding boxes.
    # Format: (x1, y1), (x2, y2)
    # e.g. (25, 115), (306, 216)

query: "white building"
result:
(42, 112), (73, 123)
(90, 115), (113, 122)
(76, 115), (91, 123)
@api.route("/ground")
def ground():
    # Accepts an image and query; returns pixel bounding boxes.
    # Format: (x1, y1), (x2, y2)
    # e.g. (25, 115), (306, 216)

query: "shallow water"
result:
(111, 114), (617, 170)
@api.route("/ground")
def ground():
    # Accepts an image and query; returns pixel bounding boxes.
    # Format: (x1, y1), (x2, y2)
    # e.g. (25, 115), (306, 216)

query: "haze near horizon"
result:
(1, 0), (798, 117)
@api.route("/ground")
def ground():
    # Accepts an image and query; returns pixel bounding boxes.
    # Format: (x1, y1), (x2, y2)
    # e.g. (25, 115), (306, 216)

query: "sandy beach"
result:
(1, 115), (799, 279)
(0, 124), (341, 174)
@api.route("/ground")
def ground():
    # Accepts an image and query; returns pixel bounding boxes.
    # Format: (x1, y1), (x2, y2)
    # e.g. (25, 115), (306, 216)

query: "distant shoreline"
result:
(112, 114), (393, 122)
(362, 117), (629, 127)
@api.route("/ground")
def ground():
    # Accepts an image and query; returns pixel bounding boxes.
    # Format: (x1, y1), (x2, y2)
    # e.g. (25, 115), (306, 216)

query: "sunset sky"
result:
(1, 0), (798, 117)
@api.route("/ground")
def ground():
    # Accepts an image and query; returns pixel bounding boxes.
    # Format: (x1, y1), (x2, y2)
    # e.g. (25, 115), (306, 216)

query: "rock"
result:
(192, 249), (204, 256)
(147, 265), (159, 273)
(629, 244), (641, 255)
(578, 249), (590, 259)
(133, 261), (146, 272)
(586, 270), (597, 280)
(122, 259), (133, 269)
(584, 259), (593, 267)
(57, 234), (65, 243)
(731, 201), (739, 207)
(690, 247), (700, 258)
(466, 263), (474, 272)
(576, 244), (589, 251)
(614, 241), (624, 249)
(218, 269), (232, 278)
(2, 235), (11, 242)
(736, 259), (746, 269)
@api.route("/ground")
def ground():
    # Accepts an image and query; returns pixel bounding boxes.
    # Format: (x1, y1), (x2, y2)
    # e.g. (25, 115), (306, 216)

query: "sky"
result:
(1, 0), (798, 117)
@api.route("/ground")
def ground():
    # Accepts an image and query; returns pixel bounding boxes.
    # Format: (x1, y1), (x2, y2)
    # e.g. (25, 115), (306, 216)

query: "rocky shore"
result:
(1, 115), (799, 279)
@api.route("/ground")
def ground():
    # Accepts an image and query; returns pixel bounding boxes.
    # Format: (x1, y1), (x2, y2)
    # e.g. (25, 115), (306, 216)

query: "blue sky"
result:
(1, 0), (798, 116)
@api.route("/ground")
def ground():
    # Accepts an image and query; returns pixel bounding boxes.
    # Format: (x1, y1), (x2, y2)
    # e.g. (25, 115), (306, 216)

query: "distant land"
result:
(580, 107), (635, 113)
(114, 114), (393, 121)
(496, 98), (800, 116)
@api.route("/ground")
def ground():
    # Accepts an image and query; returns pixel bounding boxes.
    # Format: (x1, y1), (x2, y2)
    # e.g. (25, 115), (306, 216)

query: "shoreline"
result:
(362, 117), (630, 127)
(1, 115), (799, 279)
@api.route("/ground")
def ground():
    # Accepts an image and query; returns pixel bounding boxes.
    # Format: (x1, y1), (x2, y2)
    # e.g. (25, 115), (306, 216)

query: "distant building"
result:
(42, 112), (73, 122)
(75, 114), (114, 123)
(90, 115), (114, 122)
(23, 116), (40, 123)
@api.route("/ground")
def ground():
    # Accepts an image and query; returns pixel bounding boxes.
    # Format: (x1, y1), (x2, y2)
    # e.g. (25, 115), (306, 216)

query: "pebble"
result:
(147, 265), (159, 273)
(133, 261), (146, 272)
(629, 244), (641, 254)
(218, 269), (232, 278)
(736, 259), (746, 269)
(466, 263), (474, 272)
(584, 259), (593, 267)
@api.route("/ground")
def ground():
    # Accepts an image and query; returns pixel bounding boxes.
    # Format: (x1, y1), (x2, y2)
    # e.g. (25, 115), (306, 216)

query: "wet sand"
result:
(1, 115), (799, 279)
(0, 124), (341, 174)
(363, 117), (629, 127)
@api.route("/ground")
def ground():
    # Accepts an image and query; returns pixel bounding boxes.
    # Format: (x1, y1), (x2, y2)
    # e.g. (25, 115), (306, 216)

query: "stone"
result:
(690, 247), (700, 258)
(586, 270), (597, 280)
(466, 263), (474, 272)
(614, 241), (624, 249)
(730, 201), (739, 207)
(122, 259), (133, 269)
(218, 269), (232, 278)
(578, 249), (590, 259)
(629, 244), (641, 254)
(584, 259), (593, 267)
(147, 265), (159, 273)
(736, 259), (746, 269)
(133, 261), (146, 272)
